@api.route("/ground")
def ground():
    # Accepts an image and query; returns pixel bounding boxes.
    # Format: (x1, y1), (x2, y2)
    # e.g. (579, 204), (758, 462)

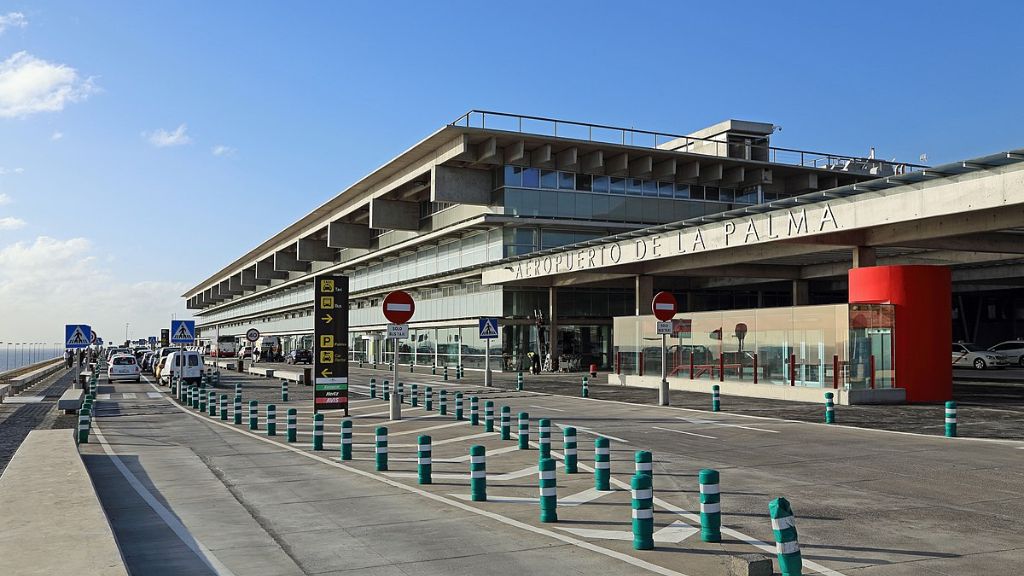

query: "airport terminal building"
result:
(184, 111), (1024, 403)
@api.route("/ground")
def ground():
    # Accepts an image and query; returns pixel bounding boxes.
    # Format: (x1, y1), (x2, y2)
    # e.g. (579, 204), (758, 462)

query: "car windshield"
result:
(962, 344), (986, 352)
(113, 356), (136, 365)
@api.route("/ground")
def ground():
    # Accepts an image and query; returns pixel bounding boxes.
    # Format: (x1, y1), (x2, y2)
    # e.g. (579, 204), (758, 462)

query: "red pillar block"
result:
(848, 265), (952, 403)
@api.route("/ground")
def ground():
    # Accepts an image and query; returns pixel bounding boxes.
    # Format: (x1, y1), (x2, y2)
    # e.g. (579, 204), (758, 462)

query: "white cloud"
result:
(0, 167), (24, 175)
(0, 12), (27, 35)
(0, 193), (11, 205)
(211, 144), (236, 157)
(145, 123), (191, 147)
(0, 236), (188, 342)
(51, 131), (63, 141)
(0, 216), (26, 230)
(0, 51), (96, 119)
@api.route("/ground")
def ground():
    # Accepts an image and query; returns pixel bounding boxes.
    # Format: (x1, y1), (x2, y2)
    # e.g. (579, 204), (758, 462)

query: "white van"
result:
(161, 350), (204, 385)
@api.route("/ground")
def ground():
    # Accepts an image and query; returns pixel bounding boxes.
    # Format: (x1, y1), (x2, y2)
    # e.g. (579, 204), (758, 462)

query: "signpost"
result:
(170, 320), (196, 344)
(382, 290), (415, 420)
(652, 291), (678, 406)
(479, 317), (499, 387)
(314, 275), (349, 415)
(65, 324), (91, 385)
(160, 329), (170, 347)
(148, 336), (157, 347)
(246, 328), (260, 343)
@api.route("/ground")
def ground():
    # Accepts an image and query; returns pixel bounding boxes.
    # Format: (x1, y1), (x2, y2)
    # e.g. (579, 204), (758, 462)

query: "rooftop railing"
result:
(451, 110), (926, 175)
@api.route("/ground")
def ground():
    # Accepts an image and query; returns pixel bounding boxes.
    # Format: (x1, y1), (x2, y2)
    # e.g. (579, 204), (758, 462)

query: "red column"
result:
(833, 355), (839, 389)
(689, 354), (694, 380)
(789, 354), (796, 386)
(753, 353), (758, 384)
(638, 352), (644, 377)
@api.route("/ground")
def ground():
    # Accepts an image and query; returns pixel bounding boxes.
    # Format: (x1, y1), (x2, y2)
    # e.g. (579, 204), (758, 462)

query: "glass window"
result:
(575, 193), (592, 219)
(592, 175), (609, 193)
(705, 187), (720, 201)
(643, 180), (659, 197)
(626, 197), (643, 222)
(592, 194), (609, 220)
(608, 195), (627, 221)
(643, 199), (661, 223)
(503, 165), (522, 187)
(658, 182), (675, 198)
(674, 183), (690, 199)
(719, 187), (735, 202)
(576, 173), (592, 192)
(540, 169), (558, 189)
(690, 185), (705, 200)
(627, 178), (643, 196)
(610, 177), (626, 195)
(522, 168), (540, 188)
(557, 192), (575, 218)
(559, 171), (575, 190)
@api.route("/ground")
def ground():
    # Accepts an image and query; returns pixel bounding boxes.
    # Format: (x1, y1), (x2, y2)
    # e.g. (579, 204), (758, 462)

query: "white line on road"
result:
(675, 417), (778, 434)
(566, 425), (630, 443)
(530, 405), (565, 412)
(651, 426), (716, 440)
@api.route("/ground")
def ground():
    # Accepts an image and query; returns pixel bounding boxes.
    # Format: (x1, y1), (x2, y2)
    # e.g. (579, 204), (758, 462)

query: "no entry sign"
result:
(382, 291), (415, 324)
(652, 291), (678, 321)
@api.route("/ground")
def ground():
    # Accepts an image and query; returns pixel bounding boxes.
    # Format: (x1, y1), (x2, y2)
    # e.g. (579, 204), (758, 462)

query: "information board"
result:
(314, 274), (349, 414)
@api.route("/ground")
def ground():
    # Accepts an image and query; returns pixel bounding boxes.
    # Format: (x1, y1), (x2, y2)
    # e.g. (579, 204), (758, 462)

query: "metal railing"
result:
(451, 110), (926, 175)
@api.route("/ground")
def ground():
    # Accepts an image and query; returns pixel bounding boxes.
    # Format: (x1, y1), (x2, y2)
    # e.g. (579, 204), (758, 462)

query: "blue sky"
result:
(0, 0), (1022, 343)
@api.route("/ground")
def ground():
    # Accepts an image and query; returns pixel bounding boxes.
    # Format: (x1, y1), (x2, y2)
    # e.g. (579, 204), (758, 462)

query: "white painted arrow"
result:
(556, 521), (698, 544)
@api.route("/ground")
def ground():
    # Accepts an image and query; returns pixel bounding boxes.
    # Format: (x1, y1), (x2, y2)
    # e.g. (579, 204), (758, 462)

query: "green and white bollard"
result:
(825, 392), (835, 424)
(266, 404), (277, 436)
(431, 364), (436, 375)
(538, 458), (557, 523)
(439, 389), (448, 415)
(375, 426), (388, 471)
(470, 445), (487, 501)
(171, 380), (177, 396)
(500, 405), (511, 440)
(312, 413), (324, 451)
(189, 386), (197, 409)
(220, 395), (228, 421)
(341, 419), (352, 460)
(581, 375), (589, 398)
(455, 392), (464, 421)
(281, 380), (289, 402)
(484, 400), (494, 432)
(199, 386), (207, 412)
(234, 395), (242, 425)
(594, 437), (611, 490)
(410, 362), (414, 373)
(208, 391), (217, 416)
(369, 378), (376, 398)
(518, 412), (530, 449)
(699, 468), (721, 542)
(249, 400), (259, 430)
(631, 473), (654, 550)
(945, 401), (957, 437)
(443, 365), (449, 381)
(769, 497), (802, 576)
(234, 381), (241, 397)
(470, 396), (479, 426)
(517, 371), (523, 391)
(417, 435), (431, 484)
(411, 383), (418, 407)
(287, 408), (297, 442)
(383, 379), (390, 401)
(563, 426), (578, 473)
(635, 450), (653, 488)
(712, 384), (721, 412)
(425, 386), (433, 411)
(538, 418), (551, 459)
(77, 407), (91, 444)
(398, 382), (405, 404)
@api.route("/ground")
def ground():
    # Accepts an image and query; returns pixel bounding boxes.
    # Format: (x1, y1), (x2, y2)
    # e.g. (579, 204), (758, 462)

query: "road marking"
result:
(566, 425), (630, 443)
(2, 396), (45, 403)
(390, 421), (467, 437)
(557, 521), (698, 544)
(98, 393), (111, 400)
(675, 417), (778, 434)
(91, 424), (237, 576)
(122, 392), (136, 399)
(446, 444), (521, 462)
(530, 405), (565, 412)
(651, 426), (716, 440)
(448, 487), (613, 507)
(147, 392), (163, 399)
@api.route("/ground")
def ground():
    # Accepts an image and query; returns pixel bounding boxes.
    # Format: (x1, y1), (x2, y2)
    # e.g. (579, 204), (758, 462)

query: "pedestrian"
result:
(65, 350), (73, 369)
(254, 347), (261, 364)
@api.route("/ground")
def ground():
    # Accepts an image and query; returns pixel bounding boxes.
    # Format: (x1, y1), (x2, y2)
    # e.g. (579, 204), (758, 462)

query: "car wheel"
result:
(1019, 356), (1024, 367)
(974, 358), (986, 370)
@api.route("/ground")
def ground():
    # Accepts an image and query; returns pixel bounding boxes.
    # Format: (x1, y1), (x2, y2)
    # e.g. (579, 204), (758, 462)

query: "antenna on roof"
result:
(919, 153), (928, 163)
(869, 147), (876, 160)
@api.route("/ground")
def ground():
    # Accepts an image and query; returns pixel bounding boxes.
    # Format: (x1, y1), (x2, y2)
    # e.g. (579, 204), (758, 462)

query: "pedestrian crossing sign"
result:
(65, 324), (92, 349)
(170, 320), (196, 343)
(478, 317), (499, 340)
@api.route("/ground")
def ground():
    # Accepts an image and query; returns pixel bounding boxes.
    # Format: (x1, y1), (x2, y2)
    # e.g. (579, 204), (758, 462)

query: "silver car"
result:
(988, 341), (1024, 367)
(952, 343), (1009, 370)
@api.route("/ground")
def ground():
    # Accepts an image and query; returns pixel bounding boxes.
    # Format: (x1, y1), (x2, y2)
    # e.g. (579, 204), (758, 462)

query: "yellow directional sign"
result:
(320, 367), (332, 378)
(314, 274), (348, 414)
(320, 296), (334, 309)
(320, 350), (334, 363)
(320, 279), (335, 293)
(321, 313), (333, 324)
(320, 335), (334, 348)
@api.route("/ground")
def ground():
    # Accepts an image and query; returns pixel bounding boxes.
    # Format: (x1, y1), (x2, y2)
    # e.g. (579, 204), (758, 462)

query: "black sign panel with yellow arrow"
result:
(313, 275), (349, 414)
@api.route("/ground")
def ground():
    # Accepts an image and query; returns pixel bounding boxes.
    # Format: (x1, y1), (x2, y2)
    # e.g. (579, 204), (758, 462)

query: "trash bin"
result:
(589, 364), (597, 377)
(237, 360), (245, 373)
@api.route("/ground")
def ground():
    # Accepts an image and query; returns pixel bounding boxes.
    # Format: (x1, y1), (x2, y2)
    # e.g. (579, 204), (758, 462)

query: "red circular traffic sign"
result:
(382, 290), (415, 324)
(651, 291), (678, 321)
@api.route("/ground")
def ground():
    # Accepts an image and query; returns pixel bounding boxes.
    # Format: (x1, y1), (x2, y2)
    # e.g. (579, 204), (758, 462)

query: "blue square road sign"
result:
(478, 317), (499, 340)
(170, 320), (196, 343)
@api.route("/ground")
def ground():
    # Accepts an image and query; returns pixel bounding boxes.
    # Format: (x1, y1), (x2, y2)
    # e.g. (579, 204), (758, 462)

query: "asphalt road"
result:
(79, 364), (1024, 576)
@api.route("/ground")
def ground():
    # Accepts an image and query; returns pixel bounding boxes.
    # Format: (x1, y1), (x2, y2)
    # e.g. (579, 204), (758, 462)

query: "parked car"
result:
(161, 350), (204, 385)
(988, 341), (1024, 367)
(108, 354), (141, 382)
(152, 346), (182, 375)
(952, 342), (1009, 370)
(141, 351), (155, 371)
(285, 349), (313, 364)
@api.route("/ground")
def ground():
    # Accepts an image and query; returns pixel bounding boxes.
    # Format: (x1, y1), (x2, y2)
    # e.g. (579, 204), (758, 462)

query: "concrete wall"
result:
(607, 373), (905, 405)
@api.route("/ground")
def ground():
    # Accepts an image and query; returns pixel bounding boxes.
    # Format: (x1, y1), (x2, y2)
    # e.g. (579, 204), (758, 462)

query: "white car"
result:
(952, 343), (1009, 370)
(108, 354), (142, 382)
(988, 341), (1024, 367)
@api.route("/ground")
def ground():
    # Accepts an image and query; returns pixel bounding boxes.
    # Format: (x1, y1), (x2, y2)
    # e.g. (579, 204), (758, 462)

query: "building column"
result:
(548, 286), (559, 371)
(792, 280), (810, 306)
(853, 246), (877, 268)
(635, 275), (654, 316)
